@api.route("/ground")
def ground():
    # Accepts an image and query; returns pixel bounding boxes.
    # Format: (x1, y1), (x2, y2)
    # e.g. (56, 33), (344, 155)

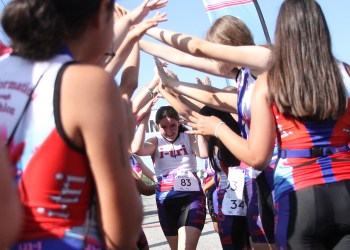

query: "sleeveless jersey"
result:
(153, 132), (197, 177)
(237, 68), (278, 172)
(273, 62), (350, 201)
(202, 158), (216, 185)
(0, 54), (102, 245)
(130, 154), (142, 175)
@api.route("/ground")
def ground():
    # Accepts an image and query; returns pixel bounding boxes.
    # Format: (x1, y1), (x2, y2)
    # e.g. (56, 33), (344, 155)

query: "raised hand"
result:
(154, 56), (176, 88)
(130, 12), (167, 40)
(182, 110), (222, 137)
(129, 0), (168, 25)
(196, 76), (211, 86)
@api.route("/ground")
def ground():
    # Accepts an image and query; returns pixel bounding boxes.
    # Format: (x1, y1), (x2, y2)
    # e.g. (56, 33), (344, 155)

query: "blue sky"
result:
(1, 0), (349, 94)
(1, 1), (349, 171)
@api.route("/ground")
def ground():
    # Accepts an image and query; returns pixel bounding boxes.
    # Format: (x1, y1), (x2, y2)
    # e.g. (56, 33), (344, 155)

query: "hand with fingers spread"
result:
(129, 11), (167, 40)
(154, 57), (178, 88)
(196, 76), (212, 86)
(129, 0), (168, 25)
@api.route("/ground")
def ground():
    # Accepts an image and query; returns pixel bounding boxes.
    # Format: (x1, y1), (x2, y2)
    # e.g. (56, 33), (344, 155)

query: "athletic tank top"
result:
(273, 62), (350, 201)
(0, 54), (102, 244)
(237, 68), (278, 172)
(202, 158), (216, 184)
(153, 132), (197, 177)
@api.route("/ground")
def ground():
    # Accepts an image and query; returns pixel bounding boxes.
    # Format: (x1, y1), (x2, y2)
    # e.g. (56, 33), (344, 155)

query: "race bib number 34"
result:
(174, 171), (200, 192)
(221, 167), (247, 216)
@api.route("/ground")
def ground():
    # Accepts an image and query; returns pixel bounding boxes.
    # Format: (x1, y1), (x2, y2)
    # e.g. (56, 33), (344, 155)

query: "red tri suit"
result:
(0, 53), (104, 249)
(273, 62), (350, 202)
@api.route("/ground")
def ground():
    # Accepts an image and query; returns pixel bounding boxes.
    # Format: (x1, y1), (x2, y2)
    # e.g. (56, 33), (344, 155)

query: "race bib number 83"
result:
(174, 171), (200, 192)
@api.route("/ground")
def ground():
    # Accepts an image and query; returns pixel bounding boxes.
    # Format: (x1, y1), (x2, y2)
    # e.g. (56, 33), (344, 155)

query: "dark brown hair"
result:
(1, 0), (114, 60)
(155, 106), (187, 133)
(199, 106), (240, 171)
(267, 0), (346, 120)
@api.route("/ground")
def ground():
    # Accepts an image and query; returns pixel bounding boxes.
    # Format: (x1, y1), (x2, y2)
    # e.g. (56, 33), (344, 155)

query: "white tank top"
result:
(153, 132), (197, 177)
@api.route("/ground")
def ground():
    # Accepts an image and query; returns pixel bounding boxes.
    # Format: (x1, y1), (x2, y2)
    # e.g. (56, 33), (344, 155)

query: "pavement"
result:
(141, 195), (222, 250)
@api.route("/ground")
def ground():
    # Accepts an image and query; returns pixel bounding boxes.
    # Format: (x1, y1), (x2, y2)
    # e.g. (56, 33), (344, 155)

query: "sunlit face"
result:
(158, 117), (180, 142)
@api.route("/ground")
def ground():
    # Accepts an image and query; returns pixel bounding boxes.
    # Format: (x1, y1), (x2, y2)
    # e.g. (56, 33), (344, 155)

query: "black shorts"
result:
(275, 180), (350, 249)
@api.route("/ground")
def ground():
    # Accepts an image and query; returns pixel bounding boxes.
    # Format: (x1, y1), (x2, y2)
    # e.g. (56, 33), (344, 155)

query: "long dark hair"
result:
(199, 106), (240, 172)
(267, 0), (346, 121)
(1, 0), (114, 60)
(155, 106), (188, 133)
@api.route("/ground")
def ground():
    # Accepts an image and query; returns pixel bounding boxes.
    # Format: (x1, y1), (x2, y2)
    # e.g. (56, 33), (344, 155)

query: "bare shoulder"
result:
(254, 72), (268, 93)
(63, 64), (117, 92)
(61, 64), (121, 110)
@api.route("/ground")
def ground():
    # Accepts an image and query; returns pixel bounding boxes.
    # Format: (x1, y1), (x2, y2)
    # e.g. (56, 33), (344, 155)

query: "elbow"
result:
(249, 157), (270, 171)
(250, 159), (269, 171)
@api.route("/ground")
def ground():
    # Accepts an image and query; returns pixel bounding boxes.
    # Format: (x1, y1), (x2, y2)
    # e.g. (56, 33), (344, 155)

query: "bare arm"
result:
(158, 81), (206, 158)
(130, 107), (157, 156)
(111, 0), (168, 58)
(185, 73), (276, 170)
(147, 27), (270, 75)
(133, 154), (157, 182)
(155, 57), (238, 114)
(131, 74), (159, 115)
(140, 40), (227, 77)
(104, 11), (167, 77)
(0, 139), (22, 249)
(119, 42), (140, 98)
(61, 65), (142, 249)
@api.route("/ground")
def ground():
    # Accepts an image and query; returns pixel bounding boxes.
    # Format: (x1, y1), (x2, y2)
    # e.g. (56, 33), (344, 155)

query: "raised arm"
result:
(111, 0), (167, 56)
(140, 40), (229, 77)
(130, 101), (157, 156)
(158, 80), (207, 159)
(184, 73), (276, 170)
(104, 6), (167, 80)
(155, 57), (238, 113)
(147, 27), (270, 75)
(131, 71), (160, 115)
(119, 42), (140, 98)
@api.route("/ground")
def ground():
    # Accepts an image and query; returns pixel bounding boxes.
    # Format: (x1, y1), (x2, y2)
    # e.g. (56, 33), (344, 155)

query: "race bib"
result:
(221, 167), (247, 216)
(174, 171), (200, 192)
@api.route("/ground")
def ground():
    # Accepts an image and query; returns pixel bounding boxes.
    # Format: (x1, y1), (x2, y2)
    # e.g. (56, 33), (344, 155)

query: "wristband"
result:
(214, 121), (225, 138)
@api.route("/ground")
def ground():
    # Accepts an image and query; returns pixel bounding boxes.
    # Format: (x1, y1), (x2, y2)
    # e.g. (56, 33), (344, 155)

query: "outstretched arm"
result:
(158, 79), (207, 159)
(147, 27), (270, 75)
(155, 57), (238, 114)
(140, 40), (229, 77)
(119, 42), (140, 98)
(104, 5), (167, 83)
(184, 73), (276, 170)
(111, 0), (168, 56)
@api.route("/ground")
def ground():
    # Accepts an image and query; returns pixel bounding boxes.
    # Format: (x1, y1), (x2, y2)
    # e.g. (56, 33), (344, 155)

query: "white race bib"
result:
(174, 171), (200, 192)
(221, 167), (247, 216)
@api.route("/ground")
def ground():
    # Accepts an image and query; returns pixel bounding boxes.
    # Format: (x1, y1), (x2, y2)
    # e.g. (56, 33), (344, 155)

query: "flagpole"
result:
(252, 0), (271, 44)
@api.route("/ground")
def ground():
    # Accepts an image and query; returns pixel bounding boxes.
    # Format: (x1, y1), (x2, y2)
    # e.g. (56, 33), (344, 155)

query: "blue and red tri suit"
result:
(273, 62), (350, 249)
